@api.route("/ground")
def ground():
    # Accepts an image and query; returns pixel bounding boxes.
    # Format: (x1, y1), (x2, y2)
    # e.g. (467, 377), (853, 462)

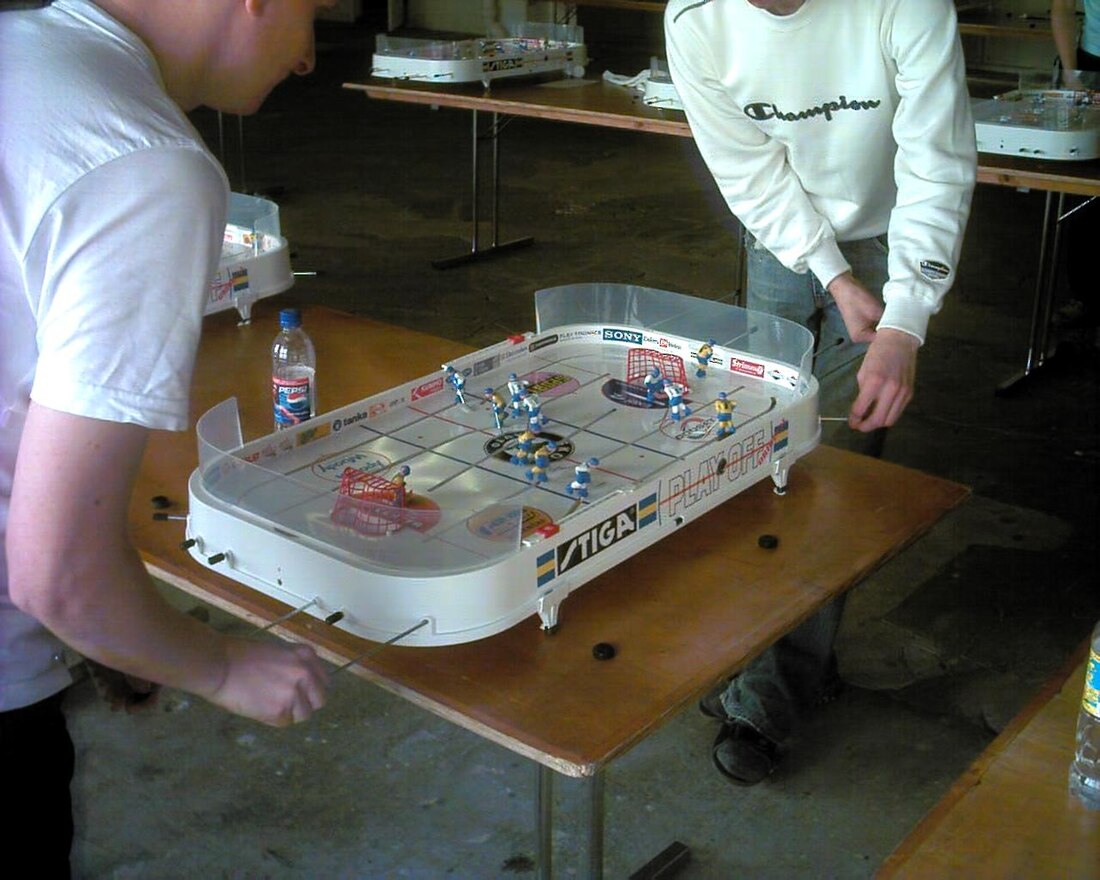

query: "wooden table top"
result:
(346, 76), (1100, 196)
(135, 303), (968, 777)
(878, 642), (1099, 879)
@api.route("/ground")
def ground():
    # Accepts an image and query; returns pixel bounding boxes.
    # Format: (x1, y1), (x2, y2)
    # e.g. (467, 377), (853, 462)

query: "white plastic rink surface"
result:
(242, 341), (795, 575)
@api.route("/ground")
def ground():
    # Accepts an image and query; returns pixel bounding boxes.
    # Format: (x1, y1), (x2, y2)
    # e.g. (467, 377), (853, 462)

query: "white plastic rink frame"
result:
(186, 285), (820, 646)
(206, 193), (293, 323)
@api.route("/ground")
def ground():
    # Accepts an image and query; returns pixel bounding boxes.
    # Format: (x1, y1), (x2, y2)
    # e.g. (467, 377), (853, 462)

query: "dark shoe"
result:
(712, 723), (780, 786)
(698, 681), (731, 721)
(815, 658), (845, 707)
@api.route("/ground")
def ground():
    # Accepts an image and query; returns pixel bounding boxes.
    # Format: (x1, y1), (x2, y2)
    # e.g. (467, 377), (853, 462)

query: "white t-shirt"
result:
(0, 0), (228, 710)
(665, 0), (977, 343)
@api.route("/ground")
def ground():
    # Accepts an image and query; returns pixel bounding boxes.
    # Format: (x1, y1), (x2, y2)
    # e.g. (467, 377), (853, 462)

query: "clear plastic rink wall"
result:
(187, 284), (820, 646)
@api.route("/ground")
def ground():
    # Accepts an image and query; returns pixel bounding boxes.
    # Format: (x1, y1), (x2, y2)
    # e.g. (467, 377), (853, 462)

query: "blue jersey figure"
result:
(664, 380), (691, 422)
(507, 372), (528, 417)
(565, 457), (600, 498)
(643, 367), (663, 404)
(522, 391), (548, 433)
(443, 364), (466, 406)
(714, 392), (735, 438)
(694, 339), (716, 379)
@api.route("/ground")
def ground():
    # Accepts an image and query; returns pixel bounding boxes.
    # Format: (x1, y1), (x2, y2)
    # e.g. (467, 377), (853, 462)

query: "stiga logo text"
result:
(602, 328), (644, 345)
(483, 58), (522, 72)
(556, 504), (638, 575)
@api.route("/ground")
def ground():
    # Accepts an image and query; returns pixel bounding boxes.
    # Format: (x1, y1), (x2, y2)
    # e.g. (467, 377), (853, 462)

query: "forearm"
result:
(10, 540), (229, 700)
(6, 403), (227, 699)
(1051, 0), (1080, 71)
(884, 0), (976, 341)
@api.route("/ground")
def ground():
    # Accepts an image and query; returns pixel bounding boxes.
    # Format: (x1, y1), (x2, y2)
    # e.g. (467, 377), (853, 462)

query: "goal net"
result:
(331, 467), (406, 535)
(625, 348), (688, 388)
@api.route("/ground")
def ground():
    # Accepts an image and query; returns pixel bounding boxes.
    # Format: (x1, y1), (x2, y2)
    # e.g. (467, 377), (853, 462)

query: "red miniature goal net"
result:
(625, 348), (688, 388)
(331, 467), (406, 535)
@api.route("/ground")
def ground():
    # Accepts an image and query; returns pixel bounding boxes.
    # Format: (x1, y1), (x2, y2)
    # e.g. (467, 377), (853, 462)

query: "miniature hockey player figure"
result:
(526, 441), (558, 484)
(510, 429), (537, 465)
(507, 373), (528, 417)
(714, 392), (736, 438)
(644, 367), (663, 404)
(522, 391), (548, 434)
(664, 380), (691, 422)
(391, 465), (411, 506)
(443, 364), (467, 406)
(485, 387), (508, 432)
(694, 339), (716, 379)
(565, 458), (600, 498)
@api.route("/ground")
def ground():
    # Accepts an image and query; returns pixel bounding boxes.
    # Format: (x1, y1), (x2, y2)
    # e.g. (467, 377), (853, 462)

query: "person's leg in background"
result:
(706, 233), (888, 785)
(0, 690), (74, 878)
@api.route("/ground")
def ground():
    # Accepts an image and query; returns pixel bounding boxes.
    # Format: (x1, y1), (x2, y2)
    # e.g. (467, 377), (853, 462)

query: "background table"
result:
(878, 641), (1099, 879)
(134, 304), (969, 877)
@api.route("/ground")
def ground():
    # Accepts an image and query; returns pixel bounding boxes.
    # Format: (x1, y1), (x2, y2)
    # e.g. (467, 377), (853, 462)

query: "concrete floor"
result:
(67, 21), (1099, 879)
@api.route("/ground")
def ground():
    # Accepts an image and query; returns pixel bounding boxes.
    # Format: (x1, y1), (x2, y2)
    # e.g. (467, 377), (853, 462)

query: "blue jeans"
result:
(720, 233), (889, 745)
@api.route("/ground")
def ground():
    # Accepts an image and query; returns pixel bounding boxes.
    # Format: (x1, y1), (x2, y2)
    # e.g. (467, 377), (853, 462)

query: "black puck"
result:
(150, 495), (171, 509)
(592, 642), (616, 660)
(758, 534), (779, 549)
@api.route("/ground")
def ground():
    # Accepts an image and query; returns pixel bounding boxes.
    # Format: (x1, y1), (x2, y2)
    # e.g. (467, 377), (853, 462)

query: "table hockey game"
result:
(370, 22), (586, 87)
(972, 86), (1100, 161)
(206, 193), (293, 323)
(187, 285), (820, 647)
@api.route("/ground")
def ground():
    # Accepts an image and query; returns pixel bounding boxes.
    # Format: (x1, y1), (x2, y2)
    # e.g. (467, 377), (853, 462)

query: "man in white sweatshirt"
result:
(666, 0), (976, 784)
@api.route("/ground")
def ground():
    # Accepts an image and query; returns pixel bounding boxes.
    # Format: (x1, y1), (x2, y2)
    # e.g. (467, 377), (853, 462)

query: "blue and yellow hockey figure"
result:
(485, 387), (508, 432)
(714, 392), (736, 438)
(526, 441), (558, 484)
(694, 339), (717, 379)
(510, 429), (538, 465)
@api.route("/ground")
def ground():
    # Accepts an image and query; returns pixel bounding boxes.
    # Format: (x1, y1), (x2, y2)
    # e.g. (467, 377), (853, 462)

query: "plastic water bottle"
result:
(1069, 620), (1100, 810)
(271, 307), (316, 430)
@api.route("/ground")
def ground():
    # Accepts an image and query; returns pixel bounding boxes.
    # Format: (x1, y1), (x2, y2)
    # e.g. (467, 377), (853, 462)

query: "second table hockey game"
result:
(186, 285), (821, 646)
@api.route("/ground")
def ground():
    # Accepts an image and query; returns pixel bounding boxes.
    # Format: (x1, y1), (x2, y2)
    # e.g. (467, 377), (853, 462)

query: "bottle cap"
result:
(279, 308), (302, 330)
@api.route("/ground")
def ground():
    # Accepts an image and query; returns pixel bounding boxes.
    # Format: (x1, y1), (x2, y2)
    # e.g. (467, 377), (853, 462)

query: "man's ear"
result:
(244, 0), (269, 18)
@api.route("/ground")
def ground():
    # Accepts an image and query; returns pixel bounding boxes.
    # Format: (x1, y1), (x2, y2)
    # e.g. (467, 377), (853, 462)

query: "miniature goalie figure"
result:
(485, 387), (508, 432)
(565, 457), (600, 498)
(664, 379), (691, 421)
(391, 465), (411, 506)
(714, 392), (735, 438)
(694, 339), (716, 379)
(443, 364), (467, 406)
(526, 441), (557, 484)
(643, 366), (663, 404)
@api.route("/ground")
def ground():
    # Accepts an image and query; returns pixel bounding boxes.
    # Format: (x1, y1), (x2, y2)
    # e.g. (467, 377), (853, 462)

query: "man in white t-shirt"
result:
(1, 0), (336, 870)
(666, 0), (976, 785)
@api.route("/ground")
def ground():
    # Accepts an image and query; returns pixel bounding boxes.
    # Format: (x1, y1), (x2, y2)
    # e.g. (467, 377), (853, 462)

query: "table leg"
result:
(431, 109), (534, 269)
(585, 770), (606, 879)
(996, 191), (1066, 395)
(537, 763), (553, 880)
